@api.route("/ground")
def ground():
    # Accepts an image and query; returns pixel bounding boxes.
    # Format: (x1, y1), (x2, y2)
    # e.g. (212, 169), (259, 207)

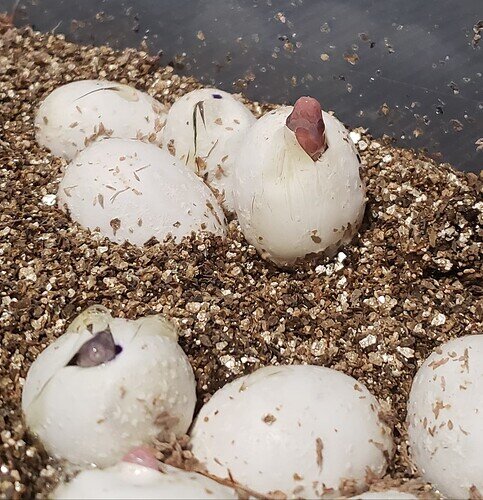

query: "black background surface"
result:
(2, 0), (482, 172)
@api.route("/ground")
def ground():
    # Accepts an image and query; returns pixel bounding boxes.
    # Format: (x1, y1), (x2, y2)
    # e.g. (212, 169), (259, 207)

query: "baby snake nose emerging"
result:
(68, 327), (122, 367)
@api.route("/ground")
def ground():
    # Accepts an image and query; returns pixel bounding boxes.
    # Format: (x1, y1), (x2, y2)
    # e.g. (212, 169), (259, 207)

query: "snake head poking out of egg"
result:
(22, 305), (197, 467)
(285, 96), (327, 161)
(232, 95), (366, 267)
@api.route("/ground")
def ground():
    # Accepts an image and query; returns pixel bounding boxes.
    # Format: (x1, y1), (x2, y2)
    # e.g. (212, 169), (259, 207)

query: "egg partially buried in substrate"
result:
(57, 138), (226, 245)
(407, 335), (483, 499)
(22, 305), (197, 467)
(53, 447), (237, 499)
(232, 96), (366, 266)
(35, 79), (167, 160)
(190, 365), (394, 498)
(162, 88), (256, 212)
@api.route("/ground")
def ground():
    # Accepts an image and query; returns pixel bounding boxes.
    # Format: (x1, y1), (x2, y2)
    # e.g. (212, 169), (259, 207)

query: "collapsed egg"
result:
(190, 365), (393, 498)
(35, 80), (167, 159)
(162, 88), (256, 212)
(57, 138), (226, 245)
(53, 447), (237, 499)
(22, 305), (196, 467)
(232, 97), (366, 266)
(407, 335), (483, 499)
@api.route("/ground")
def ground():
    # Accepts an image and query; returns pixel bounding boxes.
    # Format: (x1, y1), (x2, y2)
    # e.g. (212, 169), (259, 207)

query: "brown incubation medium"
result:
(0, 24), (482, 500)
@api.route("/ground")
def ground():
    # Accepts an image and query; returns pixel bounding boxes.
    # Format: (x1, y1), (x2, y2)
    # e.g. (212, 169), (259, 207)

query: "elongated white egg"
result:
(35, 80), (167, 159)
(233, 97), (365, 266)
(190, 365), (393, 498)
(57, 138), (226, 245)
(162, 88), (256, 212)
(22, 305), (196, 467)
(407, 335), (483, 499)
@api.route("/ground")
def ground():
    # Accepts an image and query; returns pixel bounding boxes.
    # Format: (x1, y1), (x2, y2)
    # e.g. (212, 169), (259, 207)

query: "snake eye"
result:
(68, 327), (122, 367)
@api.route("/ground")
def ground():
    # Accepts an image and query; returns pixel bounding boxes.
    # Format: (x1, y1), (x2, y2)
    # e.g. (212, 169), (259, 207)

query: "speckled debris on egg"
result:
(35, 80), (167, 159)
(407, 334), (483, 499)
(22, 305), (197, 467)
(57, 138), (226, 246)
(350, 490), (418, 499)
(162, 88), (256, 212)
(232, 100), (366, 266)
(53, 451), (237, 499)
(190, 364), (394, 498)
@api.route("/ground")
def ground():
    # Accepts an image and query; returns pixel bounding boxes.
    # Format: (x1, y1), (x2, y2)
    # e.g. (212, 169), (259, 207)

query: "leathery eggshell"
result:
(53, 461), (237, 499)
(57, 138), (226, 246)
(35, 79), (167, 160)
(407, 335), (483, 499)
(162, 88), (256, 212)
(22, 305), (196, 467)
(350, 491), (417, 499)
(190, 365), (393, 498)
(232, 107), (366, 266)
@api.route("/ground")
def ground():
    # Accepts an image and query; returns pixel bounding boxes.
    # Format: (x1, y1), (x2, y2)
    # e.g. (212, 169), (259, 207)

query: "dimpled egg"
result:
(162, 88), (256, 212)
(35, 79), (167, 159)
(407, 335), (483, 499)
(57, 138), (226, 245)
(22, 305), (196, 467)
(190, 365), (393, 498)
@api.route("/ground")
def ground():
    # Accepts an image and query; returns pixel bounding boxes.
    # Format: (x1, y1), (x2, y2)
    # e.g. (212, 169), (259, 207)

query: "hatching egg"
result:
(22, 305), (196, 467)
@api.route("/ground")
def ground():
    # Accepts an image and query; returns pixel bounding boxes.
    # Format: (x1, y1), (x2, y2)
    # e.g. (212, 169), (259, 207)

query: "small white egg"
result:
(53, 461), (237, 499)
(190, 365), (393, 498)
(407, 335), (483, 499)
(233, 103), (366, 266)
(57, 138), (226, 245)
(35, 80), (167, 160)
(351, 491), (417, 499)
(22, 305), (197, 467)
(162, 88), (256, 212)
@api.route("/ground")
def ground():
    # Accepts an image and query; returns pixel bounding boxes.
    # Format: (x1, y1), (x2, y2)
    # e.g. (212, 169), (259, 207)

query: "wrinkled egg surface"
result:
(35, 80), (167, 159)
(22, 305), (196, 467)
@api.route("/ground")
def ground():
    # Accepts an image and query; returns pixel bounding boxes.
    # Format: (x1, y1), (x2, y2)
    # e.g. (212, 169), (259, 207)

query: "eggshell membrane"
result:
(22, 306), (196, 467)
(53, 462), (237, 499)
(35, 80), (167, 160)
(407, 335), (483, 499)
(57, 138), (226, 245)
(190, 365), (393, 498)
(351, 491), (417, 499)
(162, 88), (256, 212)
(233, 107), (366, 266)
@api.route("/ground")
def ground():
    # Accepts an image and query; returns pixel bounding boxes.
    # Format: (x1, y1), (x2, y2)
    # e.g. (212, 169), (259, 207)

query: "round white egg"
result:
(232, 107), (366, 266)
(22, 305), (197, 467)
(57, 138), (226, 245)
(35, 80), (167, 160)
(351, 491), (417, 499)
(53, 461), (237, 499)
(190, 365), (393, 498)
(407, 335), (483, 499)
(162, 88), (256, 212)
